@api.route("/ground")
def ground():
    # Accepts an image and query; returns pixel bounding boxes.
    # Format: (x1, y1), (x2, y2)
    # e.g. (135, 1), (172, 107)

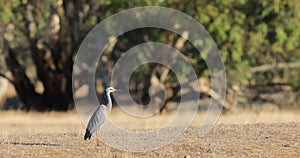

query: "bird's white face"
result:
(106, 87), (117, 93)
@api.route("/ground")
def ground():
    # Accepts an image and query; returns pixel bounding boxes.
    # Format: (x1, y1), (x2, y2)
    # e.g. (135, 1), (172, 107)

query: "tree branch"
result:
(174, 31), (189, 50)
(249, 62), (300, 74)
(0, 73), (14, 84)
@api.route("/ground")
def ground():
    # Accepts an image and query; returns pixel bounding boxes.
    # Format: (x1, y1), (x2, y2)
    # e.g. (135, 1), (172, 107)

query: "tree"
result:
(0, 0), (88, 110)
(0, 0), (164, 111)
(1, 0), (299, 111)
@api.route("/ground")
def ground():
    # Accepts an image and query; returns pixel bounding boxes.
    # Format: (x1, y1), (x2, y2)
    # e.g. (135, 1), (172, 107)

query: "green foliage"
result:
(0, 0), (20, 24)
(185, 0), (300, 88)
(1, 0), (299, 91)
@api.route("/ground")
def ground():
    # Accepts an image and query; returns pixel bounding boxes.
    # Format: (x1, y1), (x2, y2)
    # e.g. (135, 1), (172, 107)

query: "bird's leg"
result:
(96, 131), (100, 146)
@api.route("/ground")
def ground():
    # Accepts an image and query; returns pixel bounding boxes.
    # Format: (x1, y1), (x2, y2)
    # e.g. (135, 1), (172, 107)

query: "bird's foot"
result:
(96, 138), (100, 146)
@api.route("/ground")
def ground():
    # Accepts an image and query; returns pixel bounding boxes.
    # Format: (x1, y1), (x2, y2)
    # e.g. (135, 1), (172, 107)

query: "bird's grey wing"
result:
(86, 105), (107, 134)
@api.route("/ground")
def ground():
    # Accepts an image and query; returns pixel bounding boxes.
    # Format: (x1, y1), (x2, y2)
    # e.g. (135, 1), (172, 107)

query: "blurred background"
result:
(0, 0), (299, 113)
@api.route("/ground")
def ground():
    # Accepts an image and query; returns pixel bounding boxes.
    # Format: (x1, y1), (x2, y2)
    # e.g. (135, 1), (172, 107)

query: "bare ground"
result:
(0, 110), (300, 157)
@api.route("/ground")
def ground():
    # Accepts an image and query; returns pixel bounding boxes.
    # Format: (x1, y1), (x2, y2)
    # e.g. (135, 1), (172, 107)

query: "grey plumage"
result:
(84, 87), (120, 141)
(84, 129), (91, 140)
(84, 105), (107, 140)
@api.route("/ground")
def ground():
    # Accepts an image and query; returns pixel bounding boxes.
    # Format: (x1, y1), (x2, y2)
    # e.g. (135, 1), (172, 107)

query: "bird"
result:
(84, 86), (121, 146)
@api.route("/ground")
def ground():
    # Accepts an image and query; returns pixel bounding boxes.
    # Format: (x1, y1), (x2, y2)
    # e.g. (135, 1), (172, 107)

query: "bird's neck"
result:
(106, 92), (112, 113)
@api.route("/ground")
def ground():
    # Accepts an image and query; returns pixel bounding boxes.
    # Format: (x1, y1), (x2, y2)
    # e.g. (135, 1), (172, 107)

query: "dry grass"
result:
(0, 109), (300, 157)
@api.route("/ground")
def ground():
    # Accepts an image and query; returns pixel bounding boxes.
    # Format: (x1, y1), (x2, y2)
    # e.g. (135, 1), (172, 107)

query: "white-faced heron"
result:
(84, 86), (120, 146)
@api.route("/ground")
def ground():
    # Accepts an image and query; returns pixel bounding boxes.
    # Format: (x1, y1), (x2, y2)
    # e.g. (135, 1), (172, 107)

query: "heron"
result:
(84, 86), (120, 146)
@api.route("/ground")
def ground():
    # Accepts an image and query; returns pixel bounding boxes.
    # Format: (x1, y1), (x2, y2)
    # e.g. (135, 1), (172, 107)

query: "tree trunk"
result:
(1, 0), (78, 111)
(4, 47), (40, 110)
(29, 38), (73, 111)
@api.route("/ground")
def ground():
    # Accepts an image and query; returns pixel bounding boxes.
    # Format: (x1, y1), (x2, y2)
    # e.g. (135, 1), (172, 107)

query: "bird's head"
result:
(105, 87), (121, 93)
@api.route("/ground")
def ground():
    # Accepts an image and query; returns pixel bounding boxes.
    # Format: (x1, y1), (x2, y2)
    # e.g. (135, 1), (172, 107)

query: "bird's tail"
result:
(84, 129), (92, 140)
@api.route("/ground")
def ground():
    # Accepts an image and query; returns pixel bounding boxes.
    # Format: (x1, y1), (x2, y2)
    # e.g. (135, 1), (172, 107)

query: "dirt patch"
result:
(0, 111), (299, 157)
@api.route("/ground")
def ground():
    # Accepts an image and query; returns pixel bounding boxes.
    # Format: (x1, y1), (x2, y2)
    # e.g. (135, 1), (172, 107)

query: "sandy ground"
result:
(0, 109), (300, 157)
